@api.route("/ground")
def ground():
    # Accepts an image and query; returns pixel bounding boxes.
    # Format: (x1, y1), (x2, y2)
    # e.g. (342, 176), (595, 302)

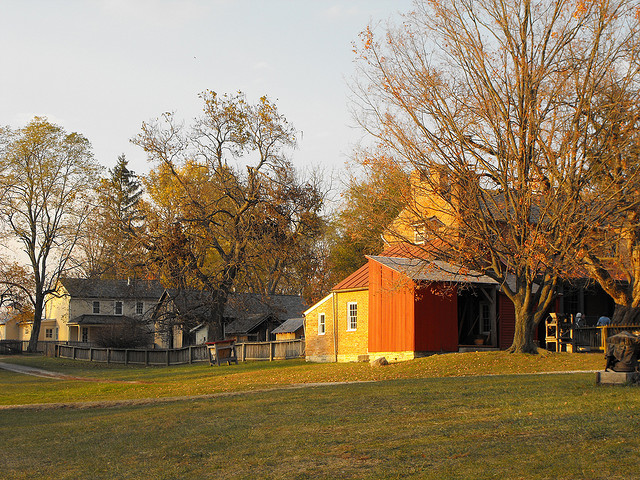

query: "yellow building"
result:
(304, 264), (370, 363)
(0, 317), (19, 341)
(384, 168), (461, 246)
(44, 278), (163, 344)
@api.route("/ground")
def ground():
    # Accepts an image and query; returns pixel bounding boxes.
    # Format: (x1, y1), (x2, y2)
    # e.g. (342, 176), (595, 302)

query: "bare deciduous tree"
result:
(0, 118), (100, 351)
(353, 0), (640, 352)
(135, 91), (313, 340)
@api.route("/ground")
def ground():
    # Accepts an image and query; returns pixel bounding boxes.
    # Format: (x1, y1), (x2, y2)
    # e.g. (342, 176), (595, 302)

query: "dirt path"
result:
(0, 378), (363, 411)
(0, 361), (599, 412)
(0, 362), (145, 383)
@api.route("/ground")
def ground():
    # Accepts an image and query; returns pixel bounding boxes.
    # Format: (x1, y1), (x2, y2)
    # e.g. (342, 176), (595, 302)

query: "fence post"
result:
(72, 346), (77, 360)
(145, 349), (149, 366)
(269, 341), (274, 361)
(125, 349), (129, 365)
(166, 349), (170, 366)
(89, 348), (93, 362)
(107, 348), (111, 364)
(602, 326), (608, 350)
(242, 343), (246, 362)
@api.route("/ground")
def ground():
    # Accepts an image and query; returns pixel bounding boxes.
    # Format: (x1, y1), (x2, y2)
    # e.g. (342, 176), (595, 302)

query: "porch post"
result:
(490, 287), (497, 347)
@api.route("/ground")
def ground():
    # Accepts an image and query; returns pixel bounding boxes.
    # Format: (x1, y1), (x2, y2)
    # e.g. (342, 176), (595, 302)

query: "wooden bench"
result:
(205, 340), (238, 366)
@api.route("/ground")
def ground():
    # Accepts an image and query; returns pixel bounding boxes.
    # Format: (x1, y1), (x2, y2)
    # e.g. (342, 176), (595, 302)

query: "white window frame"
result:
(318, 313), (326, 335)
(93, 301), (100, 314)
(136, 301), (144, 315)
(45, 328), (53, 339)
(114, 301), (123, 315)
(347, 302), (358, 331)
(81, 327), (89, 343)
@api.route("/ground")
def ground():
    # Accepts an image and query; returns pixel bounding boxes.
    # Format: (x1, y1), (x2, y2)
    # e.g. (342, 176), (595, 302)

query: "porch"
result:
(545, 316), (640, 352)
(457, 285), (499, 351)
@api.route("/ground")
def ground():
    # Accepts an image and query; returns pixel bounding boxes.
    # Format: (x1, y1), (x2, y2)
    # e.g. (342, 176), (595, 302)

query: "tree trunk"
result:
(507, 307), (539, 354)
(27, 294), (44, 353)
(206, 287), (231, 342)
(611, 304), (640, 325)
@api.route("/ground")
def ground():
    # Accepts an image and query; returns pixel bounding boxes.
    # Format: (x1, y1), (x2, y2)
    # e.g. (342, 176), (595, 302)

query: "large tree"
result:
(76, 154), (146, 279)
(579, 84), (640, 324)
(328, 151), (409, 284)
(354, 0), (640, 352)
(135, 91), (313, 340)
(236, 165), (327, 300)
(0, 118), (100, 351)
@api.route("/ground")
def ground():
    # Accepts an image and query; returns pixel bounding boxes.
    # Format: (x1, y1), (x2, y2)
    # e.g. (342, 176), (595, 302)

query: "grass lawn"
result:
(0, 350), (603, 405)
(2, 352), (637, 479)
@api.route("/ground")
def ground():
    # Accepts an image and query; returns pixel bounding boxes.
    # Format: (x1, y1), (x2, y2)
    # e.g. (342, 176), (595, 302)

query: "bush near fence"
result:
(54, 339), (305, 366)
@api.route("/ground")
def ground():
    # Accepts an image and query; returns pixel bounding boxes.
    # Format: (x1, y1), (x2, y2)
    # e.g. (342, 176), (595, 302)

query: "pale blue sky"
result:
(0, 0), (413, 176)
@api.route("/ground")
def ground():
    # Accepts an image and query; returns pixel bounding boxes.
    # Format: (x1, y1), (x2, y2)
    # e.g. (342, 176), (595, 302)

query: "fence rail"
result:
(567, 325), (640, 352)
(54, 339), (305, 366)
(0, 340), (23, 355)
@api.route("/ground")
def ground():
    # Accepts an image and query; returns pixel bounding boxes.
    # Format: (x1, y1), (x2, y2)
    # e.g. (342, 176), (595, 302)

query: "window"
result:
(347, 302), (358, 331)
(45, 328), (53, 339)
(136, 301), (144, 315)
(55, 327), (59, 340)
(318, 313), (326, 335)
(114, 301), (123, 315)
(413, 224), (427, 245)
(93, 301), (100, 314)
(480, 303), (492, 334)
(81, 327), (88, 343)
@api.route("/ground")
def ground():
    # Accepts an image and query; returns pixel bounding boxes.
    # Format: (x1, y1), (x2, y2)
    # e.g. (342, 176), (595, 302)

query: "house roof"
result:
(333, 264), (369, 291)
(224, 293), (307, 321)
(225, 313), (272, 335)
(272, 317), (304, 334)
(224, 294), (307, 334)
(158, 290), (307, 335)
(59, 278), (164, 300)
(368, 256), (498, 285)
(380, 241), (445, 259)
(68, 314), (134, 326)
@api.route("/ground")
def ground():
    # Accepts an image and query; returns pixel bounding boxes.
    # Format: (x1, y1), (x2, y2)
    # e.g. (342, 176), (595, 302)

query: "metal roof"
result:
(367, 256), (498, 285)
(272, 317), (304, 334)
(333, 264), (369, 291)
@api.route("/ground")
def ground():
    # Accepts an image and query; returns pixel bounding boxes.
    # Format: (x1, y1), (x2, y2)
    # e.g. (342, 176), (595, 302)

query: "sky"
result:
(0, 0), (414, 179)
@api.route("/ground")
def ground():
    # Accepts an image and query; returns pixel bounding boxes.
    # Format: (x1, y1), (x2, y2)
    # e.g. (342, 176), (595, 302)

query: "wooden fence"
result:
(561, 325), (640, 352)
(55, 339), (305, 366)
(0, 340), (23, 355)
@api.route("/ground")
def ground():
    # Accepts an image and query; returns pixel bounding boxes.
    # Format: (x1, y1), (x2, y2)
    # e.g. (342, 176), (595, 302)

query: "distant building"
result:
(272, 317), (305, 341)
(154, 291), (307, 347)
(44, 278), (164, 344)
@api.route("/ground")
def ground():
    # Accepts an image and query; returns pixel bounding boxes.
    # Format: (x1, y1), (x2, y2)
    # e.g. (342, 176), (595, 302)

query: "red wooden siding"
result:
(498, 294), (544, 349)
(414, 284), (458, 352)
(498, 293), (515, 349)
(368, 260), (415, 352)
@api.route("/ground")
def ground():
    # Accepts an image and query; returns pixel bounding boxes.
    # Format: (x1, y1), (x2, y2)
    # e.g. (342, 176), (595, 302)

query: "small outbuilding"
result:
(272, 317), (305, 340)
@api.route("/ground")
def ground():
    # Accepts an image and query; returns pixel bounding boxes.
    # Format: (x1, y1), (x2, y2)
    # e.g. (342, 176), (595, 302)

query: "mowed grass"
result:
(2, 373), (640, 479)
(0, 350), (603, 405)
(2, 352), (635, 479)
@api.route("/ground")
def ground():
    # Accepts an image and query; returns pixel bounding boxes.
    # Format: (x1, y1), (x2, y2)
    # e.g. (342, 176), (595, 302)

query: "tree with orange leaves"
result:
(135, 91), (325, 340)
(353, 0), (640, 352)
